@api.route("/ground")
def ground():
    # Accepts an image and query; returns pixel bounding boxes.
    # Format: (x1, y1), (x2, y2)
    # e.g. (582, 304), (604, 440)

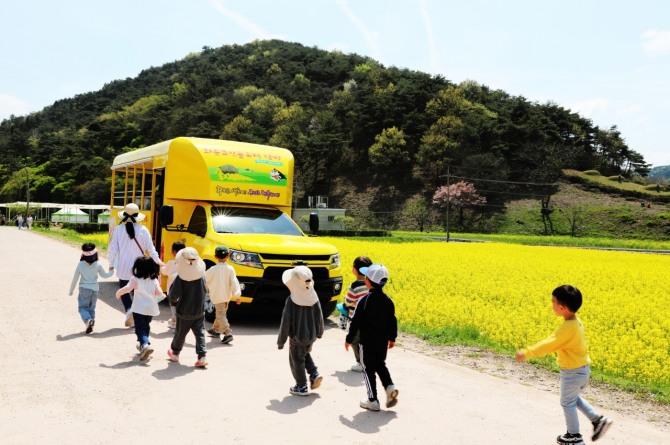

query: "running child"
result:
(115, 256), (164, 361)
(204, 245), (241, 344)
(161, 241), (185, 330)
(516, 285), (613, 444)
(69, 243), (114, 334)
(277, 266), (324, 396)
(345, 264), (398, 411)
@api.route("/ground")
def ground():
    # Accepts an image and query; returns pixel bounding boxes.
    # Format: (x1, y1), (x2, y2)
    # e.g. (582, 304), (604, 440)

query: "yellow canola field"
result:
(324, 238), (670, 386)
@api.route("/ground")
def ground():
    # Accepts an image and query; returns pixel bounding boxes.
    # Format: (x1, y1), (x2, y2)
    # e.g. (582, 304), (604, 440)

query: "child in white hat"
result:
(167, 247), (208, 368)
(277, 266), (324, 396)
(345, 264), (398, 411)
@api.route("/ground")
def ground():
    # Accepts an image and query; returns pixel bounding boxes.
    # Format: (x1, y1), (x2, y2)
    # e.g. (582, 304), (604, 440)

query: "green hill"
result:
(0, 40), (659, 236)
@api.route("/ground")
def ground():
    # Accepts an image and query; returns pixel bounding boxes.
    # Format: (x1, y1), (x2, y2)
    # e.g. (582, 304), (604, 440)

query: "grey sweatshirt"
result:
(277, 298), (324, 347)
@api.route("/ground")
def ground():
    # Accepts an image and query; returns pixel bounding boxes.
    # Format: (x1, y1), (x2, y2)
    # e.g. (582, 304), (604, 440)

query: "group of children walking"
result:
(70, 240), (613, 443)
(70, 240), (239, 368)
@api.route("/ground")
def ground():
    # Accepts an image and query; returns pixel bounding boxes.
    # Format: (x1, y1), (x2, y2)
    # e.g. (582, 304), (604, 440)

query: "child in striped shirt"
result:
(343, 255), (372, 372)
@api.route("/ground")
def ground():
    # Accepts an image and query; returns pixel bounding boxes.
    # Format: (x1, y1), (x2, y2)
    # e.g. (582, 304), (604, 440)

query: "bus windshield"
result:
(211, 206), (303, 236)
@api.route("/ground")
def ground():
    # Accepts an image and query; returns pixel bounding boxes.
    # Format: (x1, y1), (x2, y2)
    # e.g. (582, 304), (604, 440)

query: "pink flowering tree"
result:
(432, 181), (486, 229)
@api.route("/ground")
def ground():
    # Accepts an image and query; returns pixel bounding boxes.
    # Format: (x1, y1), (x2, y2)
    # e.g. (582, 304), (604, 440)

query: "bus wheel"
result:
(322, 301), (337, 320)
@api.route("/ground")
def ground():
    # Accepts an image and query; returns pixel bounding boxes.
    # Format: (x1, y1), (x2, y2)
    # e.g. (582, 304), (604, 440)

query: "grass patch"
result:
(562, 169), (670, 199)
(402, 320), (670, 404)
(34, 227), (109, 253)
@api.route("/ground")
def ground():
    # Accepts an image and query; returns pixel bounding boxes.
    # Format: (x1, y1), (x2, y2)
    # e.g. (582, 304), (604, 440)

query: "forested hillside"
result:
(649, 165), (670, 180)
(0, 40), (652, 230)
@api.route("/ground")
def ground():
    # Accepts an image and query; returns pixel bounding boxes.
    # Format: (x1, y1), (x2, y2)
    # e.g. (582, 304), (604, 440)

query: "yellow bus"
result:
(110, 137), (343, 317)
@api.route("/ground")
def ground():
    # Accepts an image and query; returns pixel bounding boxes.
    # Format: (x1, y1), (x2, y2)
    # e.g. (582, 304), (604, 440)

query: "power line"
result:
(447, 174), (558, 187)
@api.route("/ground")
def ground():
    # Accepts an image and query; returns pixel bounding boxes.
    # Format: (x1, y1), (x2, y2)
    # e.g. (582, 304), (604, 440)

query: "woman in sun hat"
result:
(108, 202), (163, 327)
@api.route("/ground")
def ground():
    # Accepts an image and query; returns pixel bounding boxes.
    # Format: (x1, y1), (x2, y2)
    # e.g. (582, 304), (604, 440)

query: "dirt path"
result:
(0, 227), (667, 444)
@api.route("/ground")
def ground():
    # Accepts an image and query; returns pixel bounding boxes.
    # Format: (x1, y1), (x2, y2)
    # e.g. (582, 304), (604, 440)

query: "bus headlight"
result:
(229, 250), (263, 269)
(330, 253), (341, 269)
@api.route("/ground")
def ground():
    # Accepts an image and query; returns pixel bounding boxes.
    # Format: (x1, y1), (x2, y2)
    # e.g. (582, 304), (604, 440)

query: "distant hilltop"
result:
(649, 165), (670, 179)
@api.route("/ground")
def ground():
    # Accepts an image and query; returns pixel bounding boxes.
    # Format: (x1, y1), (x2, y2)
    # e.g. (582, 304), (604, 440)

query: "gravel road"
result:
(0, 227), (667, 444)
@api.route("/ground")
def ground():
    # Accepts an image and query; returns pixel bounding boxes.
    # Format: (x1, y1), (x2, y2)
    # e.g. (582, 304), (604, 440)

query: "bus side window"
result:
(188, 206), (208, 236)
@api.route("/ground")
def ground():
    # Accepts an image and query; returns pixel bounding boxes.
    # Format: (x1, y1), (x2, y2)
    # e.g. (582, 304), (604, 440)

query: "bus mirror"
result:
(160, 205), (174, 227)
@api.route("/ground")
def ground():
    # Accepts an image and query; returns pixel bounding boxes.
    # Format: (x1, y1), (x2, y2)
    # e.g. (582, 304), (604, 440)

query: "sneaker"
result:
(221, 334), (233, 344)
(167, 318), (176, 329)
(195, 357), (208, 368)
(591, 416), (613, 441)
(289, 385), (309, 396)
(139, 344), (154, 361)
(136, 342), (141, 352)
(360, 398), (381, 411)
(85, 319), (94, 335)
(351, 362), (364, 372)
(385, 384), (399, 408)
(556, 432), (585, 445)
(167, 349), (179, 362)
(207, 328), (220, 338)
(338, 314), (349, 330)
(124, 310), (133, 327)
(309, 372), (323, 390)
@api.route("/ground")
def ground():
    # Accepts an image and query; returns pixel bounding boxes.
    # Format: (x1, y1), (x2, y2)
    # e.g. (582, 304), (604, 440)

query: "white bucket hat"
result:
(176, 247), (206, 281)
(282, 266), (318, 306)
(118, 203), (146, 222)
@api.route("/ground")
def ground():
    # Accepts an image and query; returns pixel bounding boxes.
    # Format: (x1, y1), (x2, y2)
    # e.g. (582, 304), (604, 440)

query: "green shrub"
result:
(317, 229), (389, 237)
(61, 222), (108, 233)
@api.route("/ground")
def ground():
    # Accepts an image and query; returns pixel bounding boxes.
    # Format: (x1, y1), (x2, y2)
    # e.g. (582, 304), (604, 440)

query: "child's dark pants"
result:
(359, 342), (393, 401)
(289, 339), (318, 387)
(171, 316), (207, 358)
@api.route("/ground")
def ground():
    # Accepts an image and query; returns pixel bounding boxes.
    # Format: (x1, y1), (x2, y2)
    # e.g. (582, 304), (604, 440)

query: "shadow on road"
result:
(152, 361), (197, 380)
(56, 327), (131, 341)
(338, 411), (398, 433)
(330, 369), (365, 388)
(266, 394), (320, 414)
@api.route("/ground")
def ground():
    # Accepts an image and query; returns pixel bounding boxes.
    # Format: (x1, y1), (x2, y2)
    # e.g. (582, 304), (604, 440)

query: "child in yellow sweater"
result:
(516, 285), (613, 445)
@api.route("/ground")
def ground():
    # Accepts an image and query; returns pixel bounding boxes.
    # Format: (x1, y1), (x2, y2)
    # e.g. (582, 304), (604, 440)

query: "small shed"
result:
(97, 210), (110, 224)
(51, 207), (89, 223)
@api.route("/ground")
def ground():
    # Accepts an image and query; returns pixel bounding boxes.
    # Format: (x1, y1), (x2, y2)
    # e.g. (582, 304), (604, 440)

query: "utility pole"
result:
(446, 165), (450, 242)
(25, 167), (30, 218)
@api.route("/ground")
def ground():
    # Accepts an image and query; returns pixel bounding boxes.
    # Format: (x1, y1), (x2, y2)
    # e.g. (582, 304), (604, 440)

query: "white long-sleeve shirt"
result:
(108, 223), (161, 280)
(161, 259), (177, 292)
(115, 277), (163, 316)
(204, 262), (241, 304)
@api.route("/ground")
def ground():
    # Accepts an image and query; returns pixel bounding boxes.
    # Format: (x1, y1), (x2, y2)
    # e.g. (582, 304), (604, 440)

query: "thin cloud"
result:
(336, 0), (384, 63)
(569, 98), (610, 117)
(0, 93), (31, 121)
(616, 104), (641, 116)
(418, 0), (441, 73)
(642, 29), (670, 54)
(208, 0), (279, 40)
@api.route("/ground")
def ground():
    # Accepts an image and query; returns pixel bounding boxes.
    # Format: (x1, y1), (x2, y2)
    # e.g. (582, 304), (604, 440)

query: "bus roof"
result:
(111, 137), (294, 210)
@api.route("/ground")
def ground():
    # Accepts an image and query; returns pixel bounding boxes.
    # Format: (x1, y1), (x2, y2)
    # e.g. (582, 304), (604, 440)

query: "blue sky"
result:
(1, 0), (669, 166)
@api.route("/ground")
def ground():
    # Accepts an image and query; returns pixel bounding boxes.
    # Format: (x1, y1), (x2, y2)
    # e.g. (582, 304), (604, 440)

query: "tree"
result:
(562, 204), (588, 237)
(433, 181), (486, 229)
(403, 195), (431, 232)
(368, 126), (409, 166)
(334, 215), (356, 230)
